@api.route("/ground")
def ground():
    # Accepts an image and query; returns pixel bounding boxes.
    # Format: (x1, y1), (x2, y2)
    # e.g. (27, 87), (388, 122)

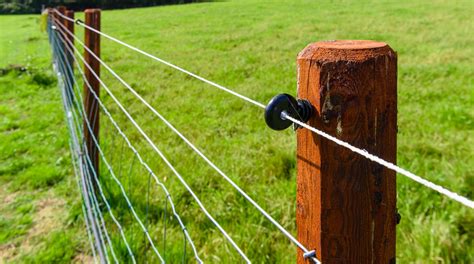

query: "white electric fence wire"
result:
(75, 86), (167, 264)
(52, 32), (165, 263)
(52, 20), (250, 263)
(59, 10), (473, 210)
(282, 113), (474, 209)
(55, 23), (247, 264)
(54, 23), (202, 263)
(54, 17), (321, 264)
(54, 10), (265, 109)
(51, 22), (137, 263)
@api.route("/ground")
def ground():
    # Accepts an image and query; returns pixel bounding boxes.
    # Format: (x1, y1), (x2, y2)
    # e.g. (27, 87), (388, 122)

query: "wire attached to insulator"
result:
(264, 93), (314, 130)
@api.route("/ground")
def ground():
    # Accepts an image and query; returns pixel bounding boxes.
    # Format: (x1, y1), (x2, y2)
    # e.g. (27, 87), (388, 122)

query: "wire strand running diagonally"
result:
(53, 22), (202, 263)
(53, 16), (321, 264)
(50, 20), (137, 263)
(54, 9), (265, 109)
(282, 112), (474, 209)
(48, 22), (106, 263)
(51, 24), (165, 264)
(70, 77), (167, 264)
(53, 20), (250, 263)
(58, 68), (115, 264)
(56, 60), (99, 264)
(51, 29), (123, 264)
(56, 10), (474, 210)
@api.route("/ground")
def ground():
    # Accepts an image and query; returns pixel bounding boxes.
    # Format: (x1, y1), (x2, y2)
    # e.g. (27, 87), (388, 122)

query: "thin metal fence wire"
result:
(50, 18), (135, 263)
(52, 27), (116, 263)
(59, 64), (99, 264)
(52, 32), (116, 264)
(48, 20), (106, 263)
(55, 38), (167, 262)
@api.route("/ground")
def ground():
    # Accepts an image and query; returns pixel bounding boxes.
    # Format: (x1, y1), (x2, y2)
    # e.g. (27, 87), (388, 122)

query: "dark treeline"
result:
(0, 0), (210, 14)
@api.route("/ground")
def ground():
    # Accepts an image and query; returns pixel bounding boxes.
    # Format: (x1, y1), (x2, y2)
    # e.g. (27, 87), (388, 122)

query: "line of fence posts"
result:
(53, 6), (101, 189)
(52, 6), (104, 261)
(51, 6), (399, 263)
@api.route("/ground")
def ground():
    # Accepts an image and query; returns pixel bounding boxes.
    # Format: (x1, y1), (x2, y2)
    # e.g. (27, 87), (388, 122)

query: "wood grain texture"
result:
(296, 40), (397, 264)
(83, 9), (101, 182)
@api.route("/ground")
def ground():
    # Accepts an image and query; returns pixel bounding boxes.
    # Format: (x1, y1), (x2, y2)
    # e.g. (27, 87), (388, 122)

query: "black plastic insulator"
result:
(395, 212), (401, 225)
(264, 93), (314, 131)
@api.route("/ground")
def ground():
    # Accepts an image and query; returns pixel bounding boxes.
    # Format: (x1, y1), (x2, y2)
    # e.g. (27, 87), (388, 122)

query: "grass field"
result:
(1, 0), (473, 262)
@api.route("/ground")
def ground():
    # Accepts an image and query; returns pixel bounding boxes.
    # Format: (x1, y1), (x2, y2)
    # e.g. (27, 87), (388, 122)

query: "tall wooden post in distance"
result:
(55, 6), (66, 62)
(83, 9), (101, 185)
(65, 10), (75, 67)
(56, 6), (66, 24)
(296, 40), (397, 263)
(61, 9), (75, 103)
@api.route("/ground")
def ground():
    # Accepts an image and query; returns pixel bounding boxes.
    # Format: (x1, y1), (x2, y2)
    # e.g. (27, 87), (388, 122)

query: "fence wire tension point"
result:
(264, 93), (314, 131)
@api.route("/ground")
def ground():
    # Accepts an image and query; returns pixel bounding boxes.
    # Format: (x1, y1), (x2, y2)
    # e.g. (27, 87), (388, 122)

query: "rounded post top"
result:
(316, 40), (387, 50)
(298, 40), (395, 62)
(85, 9), (101, 14)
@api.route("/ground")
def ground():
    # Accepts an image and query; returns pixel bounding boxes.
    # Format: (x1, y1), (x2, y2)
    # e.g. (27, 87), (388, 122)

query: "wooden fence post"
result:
(83, 9), (101, 184)
(54, 7), (66, 57)
(296, 40), (397, 263)
(65, 10), (75, 67)
(52, 6), (73, 104)
(61, 9), (75, 103)
(56, 6), (66, 25)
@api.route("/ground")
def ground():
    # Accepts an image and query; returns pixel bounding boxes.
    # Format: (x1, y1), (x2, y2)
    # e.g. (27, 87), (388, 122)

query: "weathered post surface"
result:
(296, 40), (397, 263)
(56, 6), (66, 25)
(83, 9), (101, 183)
